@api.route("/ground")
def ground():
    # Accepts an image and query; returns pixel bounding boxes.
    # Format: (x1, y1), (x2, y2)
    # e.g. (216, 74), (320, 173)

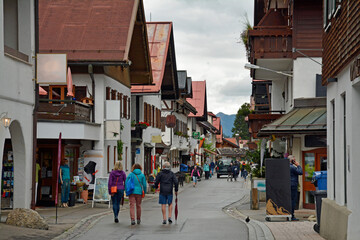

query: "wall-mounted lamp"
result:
(0, 112), (11, 128)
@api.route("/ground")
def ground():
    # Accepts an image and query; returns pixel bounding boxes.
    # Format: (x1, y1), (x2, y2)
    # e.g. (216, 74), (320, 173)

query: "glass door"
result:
(302, 148), (327, 209)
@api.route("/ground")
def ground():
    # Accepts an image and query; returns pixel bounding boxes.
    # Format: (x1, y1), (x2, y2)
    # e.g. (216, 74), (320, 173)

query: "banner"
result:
(265, 158), (291, 216)
(55, 133), (62, 205)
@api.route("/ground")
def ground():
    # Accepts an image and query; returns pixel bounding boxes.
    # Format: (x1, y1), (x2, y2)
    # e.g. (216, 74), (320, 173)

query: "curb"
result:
(223, 196), (274, 240)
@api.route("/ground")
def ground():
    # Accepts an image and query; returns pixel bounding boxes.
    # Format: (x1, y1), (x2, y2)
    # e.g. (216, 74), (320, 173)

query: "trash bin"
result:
(312, 171), (327, 190)
(68, 192), (76, 207)
(312, 190), (327, 233)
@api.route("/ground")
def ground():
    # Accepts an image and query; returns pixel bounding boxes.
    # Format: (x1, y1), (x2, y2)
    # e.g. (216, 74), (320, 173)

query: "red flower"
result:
(138, 121), (150, 126)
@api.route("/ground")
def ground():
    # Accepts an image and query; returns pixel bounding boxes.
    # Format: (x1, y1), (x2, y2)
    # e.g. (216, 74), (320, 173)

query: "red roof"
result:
(187, 81), (206, 117)
(226, 138), (238, 146)
(131, 22), (172, 93)
(39, 0), (138, 61)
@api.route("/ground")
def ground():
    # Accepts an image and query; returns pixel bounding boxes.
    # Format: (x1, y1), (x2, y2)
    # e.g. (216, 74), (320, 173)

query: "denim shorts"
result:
(192, 176), (197, 182)
(159, 194), (173, 205)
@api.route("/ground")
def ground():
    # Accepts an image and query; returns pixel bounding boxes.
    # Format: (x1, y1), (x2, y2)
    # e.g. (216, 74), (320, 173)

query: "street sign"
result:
(192, 132), (200, 139)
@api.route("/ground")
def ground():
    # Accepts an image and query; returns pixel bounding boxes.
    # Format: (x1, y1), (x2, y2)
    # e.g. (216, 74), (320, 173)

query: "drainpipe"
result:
(31, 0), (39, 210)
(88, 65), (95, 149)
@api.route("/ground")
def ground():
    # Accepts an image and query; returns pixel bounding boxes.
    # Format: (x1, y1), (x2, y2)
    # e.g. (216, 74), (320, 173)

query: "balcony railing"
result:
(248, 26), (292, 61)
(38, 99), (92, 122)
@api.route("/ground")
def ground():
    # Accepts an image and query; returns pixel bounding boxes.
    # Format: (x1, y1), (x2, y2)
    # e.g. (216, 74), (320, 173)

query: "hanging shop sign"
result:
(192, 132), (200, 139)
(166, 115), (176, 128)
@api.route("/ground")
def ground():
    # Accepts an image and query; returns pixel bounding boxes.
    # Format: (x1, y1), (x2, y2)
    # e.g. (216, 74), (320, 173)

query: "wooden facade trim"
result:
(322, 1), (360, 84)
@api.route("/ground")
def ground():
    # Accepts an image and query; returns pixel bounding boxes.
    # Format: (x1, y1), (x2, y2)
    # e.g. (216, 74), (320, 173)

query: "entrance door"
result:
(302, 148), (327, 209)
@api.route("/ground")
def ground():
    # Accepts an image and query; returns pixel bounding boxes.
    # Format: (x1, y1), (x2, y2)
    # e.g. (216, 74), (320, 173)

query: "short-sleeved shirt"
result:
(60, 165), (70, 180)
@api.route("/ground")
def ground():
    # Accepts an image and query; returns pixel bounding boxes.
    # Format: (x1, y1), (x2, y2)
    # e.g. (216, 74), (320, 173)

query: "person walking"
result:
(108, 161), (126, 223)
(59, 158), (70, 208)
(204, 162), (210, 180)
(154, 162), (179, 224)
(232, 163), (239, 181)
(289, 155), (303, 221)
(191, 165), (200, 187)
(210, 161), (215, 177)
(227, 162), (233, 182)
(126, 163), (147, 225)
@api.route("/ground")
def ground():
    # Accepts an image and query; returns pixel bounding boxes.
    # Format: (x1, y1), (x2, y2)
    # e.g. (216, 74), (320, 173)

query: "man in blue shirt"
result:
(289, 155), (303, 221)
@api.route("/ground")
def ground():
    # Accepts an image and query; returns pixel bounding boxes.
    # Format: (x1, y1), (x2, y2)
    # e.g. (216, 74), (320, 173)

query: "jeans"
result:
(61, 179), (70, 203)
(129, 194), (142, 220)
(227, 173), (233, 181)
(111, 189), (124, 219)
(291, 185), (298, 218)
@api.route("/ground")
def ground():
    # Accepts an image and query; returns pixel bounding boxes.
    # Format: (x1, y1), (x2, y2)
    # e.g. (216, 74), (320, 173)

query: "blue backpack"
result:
(125, 173), (135, 196)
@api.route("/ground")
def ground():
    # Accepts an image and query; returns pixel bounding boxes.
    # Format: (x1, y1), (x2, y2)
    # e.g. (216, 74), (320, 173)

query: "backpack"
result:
(125, 173), (135, 196)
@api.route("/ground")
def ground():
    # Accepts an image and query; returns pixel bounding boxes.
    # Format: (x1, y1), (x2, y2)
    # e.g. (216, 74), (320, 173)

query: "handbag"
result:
(111, 177), (119, 194)
(125, 173), (135, 196)
(135, 174), (145, 198)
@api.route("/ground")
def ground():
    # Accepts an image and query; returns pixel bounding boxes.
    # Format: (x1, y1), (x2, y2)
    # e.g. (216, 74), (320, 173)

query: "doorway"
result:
(302, 148), (327, 209)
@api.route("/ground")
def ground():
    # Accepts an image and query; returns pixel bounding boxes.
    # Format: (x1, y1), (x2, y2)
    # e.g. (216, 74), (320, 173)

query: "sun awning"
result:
(204, 148), (218, 155)
(258, 107), (326, 136)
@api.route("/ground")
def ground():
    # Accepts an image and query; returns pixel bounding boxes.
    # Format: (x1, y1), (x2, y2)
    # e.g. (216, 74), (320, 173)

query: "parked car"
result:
(216, 158), (232, 178)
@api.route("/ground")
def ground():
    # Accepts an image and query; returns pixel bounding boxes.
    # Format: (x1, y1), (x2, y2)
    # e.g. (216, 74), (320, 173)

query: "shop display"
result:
(1, 151), (14, 209)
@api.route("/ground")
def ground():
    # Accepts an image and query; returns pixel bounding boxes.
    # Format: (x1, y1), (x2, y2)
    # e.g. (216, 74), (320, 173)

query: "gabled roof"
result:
(39, 0), (153, 85)
(131, 22), (178, 99)
(223, 138), (239, 148)
(187, 81), (207, 119)
(213, 116), (221, 132)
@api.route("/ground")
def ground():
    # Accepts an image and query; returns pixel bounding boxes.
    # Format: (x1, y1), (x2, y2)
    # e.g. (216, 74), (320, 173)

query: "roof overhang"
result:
(258, 106), (326, 137)
(204, 148), (218, 155)
(198, 121), (218, 134)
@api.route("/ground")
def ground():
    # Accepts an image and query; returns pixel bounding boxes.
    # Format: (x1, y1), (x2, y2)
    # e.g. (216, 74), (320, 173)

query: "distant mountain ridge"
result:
(216, 112), (236, 138)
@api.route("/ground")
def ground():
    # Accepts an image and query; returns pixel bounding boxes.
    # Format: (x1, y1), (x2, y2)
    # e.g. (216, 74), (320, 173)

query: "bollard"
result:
(251, 188), (259, 210)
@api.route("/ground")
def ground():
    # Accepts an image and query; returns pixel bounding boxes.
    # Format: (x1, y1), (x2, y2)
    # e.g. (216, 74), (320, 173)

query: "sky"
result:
(143, 0), (254, 115)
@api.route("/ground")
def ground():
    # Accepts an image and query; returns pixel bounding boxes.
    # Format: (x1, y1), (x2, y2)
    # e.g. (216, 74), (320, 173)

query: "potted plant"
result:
(174, 131), (182, 136)
(77, 182), (89, 204)
(131, 120), (136, 130)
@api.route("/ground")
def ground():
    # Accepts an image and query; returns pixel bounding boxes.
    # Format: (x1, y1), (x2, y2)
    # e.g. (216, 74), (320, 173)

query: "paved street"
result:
(75, 176), (250, 240)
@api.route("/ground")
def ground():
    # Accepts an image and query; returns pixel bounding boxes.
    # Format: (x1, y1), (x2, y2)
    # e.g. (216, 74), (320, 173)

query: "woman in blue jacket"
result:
(126, 163), (147, 225)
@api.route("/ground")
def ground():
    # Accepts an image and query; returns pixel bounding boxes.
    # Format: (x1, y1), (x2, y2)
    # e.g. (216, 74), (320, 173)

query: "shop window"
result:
(1, 140), (14, 209)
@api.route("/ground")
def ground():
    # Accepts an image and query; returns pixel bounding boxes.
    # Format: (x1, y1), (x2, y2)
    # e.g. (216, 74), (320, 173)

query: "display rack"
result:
(1, 151), (14, 209)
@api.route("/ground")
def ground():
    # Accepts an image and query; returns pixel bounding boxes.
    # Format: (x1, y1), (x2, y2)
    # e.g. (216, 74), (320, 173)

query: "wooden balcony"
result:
(38, 99), (92, 122)
(248, 26), (292, 61)
(248, 112), (283, 139)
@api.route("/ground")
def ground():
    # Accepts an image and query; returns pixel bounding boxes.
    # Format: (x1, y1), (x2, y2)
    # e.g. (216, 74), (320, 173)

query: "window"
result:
(3, 0), (30, 61)
(342, 93), (347, 204)
(4, 0), (18, 50)
(331, 99), (336, 199)
(324, 0), (342, 29)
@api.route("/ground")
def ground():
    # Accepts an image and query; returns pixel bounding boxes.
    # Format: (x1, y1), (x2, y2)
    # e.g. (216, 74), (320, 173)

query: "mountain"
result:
(216, 112), (236, 138)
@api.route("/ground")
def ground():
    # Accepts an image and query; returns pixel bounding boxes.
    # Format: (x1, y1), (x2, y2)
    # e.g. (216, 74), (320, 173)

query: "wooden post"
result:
(252, 188), (259, 210)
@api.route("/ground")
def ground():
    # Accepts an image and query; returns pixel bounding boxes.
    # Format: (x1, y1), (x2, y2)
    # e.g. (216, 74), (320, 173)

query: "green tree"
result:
(232, 103), (251, 140)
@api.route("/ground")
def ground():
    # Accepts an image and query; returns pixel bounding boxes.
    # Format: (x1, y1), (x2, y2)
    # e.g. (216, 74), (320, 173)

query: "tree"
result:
(232, 103), (250, 140)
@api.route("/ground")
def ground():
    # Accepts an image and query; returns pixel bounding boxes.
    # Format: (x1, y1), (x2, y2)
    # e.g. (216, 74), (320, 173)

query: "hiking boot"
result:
(168, 218), (173, 224)
(162, 220), (167, 224)
(131, 220), (136, 225)
(137, 219), (141, 224)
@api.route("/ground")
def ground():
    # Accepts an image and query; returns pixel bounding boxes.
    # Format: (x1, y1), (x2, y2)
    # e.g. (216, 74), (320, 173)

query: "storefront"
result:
(37, 140), (81, 205)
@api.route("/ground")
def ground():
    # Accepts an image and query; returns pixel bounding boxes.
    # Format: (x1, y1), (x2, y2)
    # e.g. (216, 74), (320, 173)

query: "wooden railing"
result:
(248, 26), (292, 60)
(38, 99), (92, 122)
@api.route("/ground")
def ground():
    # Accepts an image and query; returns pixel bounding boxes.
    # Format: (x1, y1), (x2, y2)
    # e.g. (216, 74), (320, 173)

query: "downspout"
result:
(88, 65), (95, 149)
(31, 0), (39, 210)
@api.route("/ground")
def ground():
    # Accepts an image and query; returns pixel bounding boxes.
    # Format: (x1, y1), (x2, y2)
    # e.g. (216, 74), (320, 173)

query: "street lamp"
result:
(235, 133), (240, 147)
(244, 63), (293, 78)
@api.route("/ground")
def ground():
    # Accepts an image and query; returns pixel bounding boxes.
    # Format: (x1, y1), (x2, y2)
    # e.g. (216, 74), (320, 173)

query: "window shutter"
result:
(106, 87), (111, 100)
(161, 117), (166, 132)
(127, 96), (131, 119)
(144, 102), (147, 123)
(119, 93), (123, 118)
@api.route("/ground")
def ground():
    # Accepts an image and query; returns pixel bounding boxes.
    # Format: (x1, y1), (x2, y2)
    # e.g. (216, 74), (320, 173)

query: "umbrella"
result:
(175, 195), (178, 222)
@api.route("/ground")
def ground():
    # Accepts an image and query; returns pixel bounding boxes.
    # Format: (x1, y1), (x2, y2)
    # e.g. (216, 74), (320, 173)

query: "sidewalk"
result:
(233, 192), (325, 239)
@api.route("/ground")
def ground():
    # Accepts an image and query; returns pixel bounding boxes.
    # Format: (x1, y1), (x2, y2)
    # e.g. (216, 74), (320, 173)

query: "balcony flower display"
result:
(137, 121), (150, 129)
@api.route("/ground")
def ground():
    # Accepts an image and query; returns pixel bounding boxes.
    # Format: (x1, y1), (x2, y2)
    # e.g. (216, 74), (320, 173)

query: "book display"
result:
(1, 150), (13, 209)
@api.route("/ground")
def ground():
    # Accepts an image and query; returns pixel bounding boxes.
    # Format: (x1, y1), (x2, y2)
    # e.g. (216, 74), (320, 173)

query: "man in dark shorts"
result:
(154, 161), (179, 224)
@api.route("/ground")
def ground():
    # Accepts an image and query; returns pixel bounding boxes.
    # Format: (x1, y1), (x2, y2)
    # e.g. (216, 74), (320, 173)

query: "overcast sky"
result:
(143, 0), (254, 115)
